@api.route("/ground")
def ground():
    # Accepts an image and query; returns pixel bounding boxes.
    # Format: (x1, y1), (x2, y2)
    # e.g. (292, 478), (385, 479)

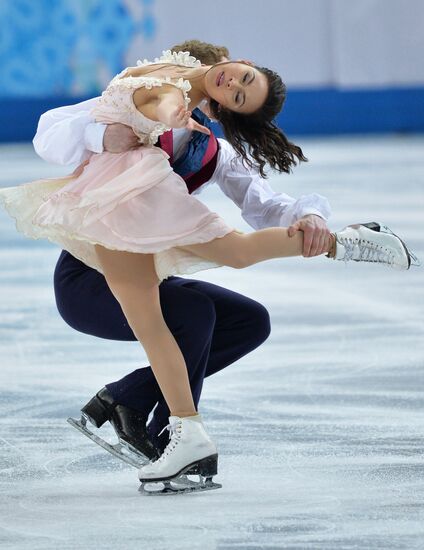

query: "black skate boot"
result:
(81, 387), (159, 460)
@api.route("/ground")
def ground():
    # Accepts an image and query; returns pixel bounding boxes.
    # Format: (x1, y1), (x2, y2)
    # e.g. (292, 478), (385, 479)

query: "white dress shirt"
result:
(33, 98), (331, 230)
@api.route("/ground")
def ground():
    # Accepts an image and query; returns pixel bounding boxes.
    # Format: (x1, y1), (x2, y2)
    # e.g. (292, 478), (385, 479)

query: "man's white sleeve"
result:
(210, 139), (331, 230)
(32, 97), (106, 165)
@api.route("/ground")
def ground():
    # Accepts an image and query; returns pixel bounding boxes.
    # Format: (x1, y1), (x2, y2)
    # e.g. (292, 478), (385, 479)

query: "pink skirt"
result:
(0, 146), (238, 282)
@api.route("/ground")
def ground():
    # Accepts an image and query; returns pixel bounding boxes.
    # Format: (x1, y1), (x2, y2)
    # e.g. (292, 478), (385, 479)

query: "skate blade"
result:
(118, 437), (154, 462)
(139, 474), (222, 496)
(380, 224), (421, 268)
(67, 416), (149, 468)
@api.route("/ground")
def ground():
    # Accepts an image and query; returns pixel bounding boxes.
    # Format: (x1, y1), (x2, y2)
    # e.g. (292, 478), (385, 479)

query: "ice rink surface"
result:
(0, 136), (423, 549)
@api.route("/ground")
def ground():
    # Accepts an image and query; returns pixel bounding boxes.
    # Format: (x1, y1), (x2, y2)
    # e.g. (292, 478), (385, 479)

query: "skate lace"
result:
(156, 419), (183, 462)
(338, 237), (395, 266)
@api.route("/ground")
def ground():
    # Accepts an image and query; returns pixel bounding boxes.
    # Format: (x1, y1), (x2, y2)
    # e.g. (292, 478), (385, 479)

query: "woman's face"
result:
(204, 61), (268, 115)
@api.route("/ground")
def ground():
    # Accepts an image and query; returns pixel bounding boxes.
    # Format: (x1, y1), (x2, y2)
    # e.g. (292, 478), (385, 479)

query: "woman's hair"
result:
(154, 41), (306, 178)
(209, 65), (307, 178)
(170, 39), (230, 65)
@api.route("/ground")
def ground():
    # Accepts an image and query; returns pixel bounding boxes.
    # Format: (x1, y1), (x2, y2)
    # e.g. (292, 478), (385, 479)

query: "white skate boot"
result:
(330, 222), (420, 270)
(138, 414), (221, 495)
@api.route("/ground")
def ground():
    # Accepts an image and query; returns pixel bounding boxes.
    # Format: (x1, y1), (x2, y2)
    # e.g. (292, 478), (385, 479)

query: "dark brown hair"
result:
(209, 65), (307, 178)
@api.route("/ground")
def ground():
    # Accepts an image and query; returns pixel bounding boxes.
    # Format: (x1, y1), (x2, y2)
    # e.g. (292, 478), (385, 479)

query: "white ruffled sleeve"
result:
(33, 98), (105, 166)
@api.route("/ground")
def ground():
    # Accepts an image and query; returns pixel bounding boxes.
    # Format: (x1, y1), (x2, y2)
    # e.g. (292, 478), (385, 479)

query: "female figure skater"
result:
(0, 49), (417, 489)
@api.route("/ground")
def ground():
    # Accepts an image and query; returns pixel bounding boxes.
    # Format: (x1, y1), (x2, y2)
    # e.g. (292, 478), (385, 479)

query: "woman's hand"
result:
(152, 86), (211, 134)
(169, 105), (210, 135)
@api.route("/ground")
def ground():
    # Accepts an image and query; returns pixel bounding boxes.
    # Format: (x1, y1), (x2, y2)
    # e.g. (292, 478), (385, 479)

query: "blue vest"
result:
(157, 109), (219, 194)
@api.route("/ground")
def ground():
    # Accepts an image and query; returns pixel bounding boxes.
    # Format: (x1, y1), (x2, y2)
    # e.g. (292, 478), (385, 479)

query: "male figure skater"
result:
(33, 41), (331, 458)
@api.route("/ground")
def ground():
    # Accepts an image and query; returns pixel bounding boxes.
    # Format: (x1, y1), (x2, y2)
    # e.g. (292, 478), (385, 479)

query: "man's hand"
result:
(288, 214), (332, 257)
(103, 123), (140, 153)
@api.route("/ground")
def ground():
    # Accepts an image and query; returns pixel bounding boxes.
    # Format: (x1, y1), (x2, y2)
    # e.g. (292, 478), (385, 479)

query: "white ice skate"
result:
(138, 414), (221, 495)
(330, 222), (420, 270)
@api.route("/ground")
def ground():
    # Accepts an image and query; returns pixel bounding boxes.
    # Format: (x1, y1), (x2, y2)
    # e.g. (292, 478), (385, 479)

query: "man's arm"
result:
(209, 139), (332, 256)
(211, 139), (331, 228)
(33, 98), (141, 165)
(33, 98), (106, 165)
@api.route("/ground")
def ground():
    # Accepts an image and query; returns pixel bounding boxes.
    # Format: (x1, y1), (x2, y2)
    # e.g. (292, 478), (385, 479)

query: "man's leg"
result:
(142, 278), (272, 451)
(54, 251), (271, 452)
(54, 250), (220, 418)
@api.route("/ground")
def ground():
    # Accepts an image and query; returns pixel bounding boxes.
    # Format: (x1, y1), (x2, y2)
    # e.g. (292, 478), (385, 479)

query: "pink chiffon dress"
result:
(0, 51), (238, 282)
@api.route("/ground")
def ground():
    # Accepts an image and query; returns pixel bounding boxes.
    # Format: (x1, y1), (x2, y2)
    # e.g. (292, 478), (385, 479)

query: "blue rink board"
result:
(1, 87), (423, 142)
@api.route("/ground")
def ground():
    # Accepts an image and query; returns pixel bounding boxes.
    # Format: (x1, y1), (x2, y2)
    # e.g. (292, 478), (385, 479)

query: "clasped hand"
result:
(288, 214), (332, 257)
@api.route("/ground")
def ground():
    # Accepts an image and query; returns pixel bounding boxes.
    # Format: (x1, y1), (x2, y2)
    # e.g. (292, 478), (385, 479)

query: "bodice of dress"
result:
(91, 50), (202, 146)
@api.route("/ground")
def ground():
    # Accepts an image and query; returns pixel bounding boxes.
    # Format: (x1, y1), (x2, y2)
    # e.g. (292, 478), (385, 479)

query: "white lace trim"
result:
(136, 49), (202, 69)
(110, 72), (192, 96)
(102, 50), (200, 145)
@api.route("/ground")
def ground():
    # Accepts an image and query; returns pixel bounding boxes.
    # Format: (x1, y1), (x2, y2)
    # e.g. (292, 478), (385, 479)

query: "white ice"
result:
(0, 136), (423, 549)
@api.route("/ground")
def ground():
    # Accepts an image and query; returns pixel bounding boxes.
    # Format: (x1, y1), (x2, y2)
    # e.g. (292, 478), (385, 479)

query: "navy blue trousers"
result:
(53, 250), (271, 450)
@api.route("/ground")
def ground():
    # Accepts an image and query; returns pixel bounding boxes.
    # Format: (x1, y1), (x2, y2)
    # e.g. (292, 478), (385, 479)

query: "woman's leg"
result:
(93, 244), (196, 418)
(148, 278), (271, 452)
(179, 228), (333, 268)
(54, 251), (266, 424)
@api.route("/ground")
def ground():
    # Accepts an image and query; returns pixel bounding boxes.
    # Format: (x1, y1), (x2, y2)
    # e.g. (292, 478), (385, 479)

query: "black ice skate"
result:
(67, 390), (220, 494)
(67, 386), (159, 467)
(67, 412), (222, 494)
(67, 414), (146, 468)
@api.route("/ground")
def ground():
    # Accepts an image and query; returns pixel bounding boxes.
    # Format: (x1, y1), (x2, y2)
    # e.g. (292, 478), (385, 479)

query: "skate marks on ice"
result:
(0, 138), (424, 547)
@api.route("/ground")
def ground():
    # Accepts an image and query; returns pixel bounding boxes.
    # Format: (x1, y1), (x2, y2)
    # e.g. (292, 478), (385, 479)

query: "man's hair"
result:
(170, 39), (230, 65)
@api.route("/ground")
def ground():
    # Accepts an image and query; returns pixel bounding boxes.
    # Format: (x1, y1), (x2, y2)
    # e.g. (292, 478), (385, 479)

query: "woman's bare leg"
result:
(94, 244), (196, 418)
(179, 228), (333, 268)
